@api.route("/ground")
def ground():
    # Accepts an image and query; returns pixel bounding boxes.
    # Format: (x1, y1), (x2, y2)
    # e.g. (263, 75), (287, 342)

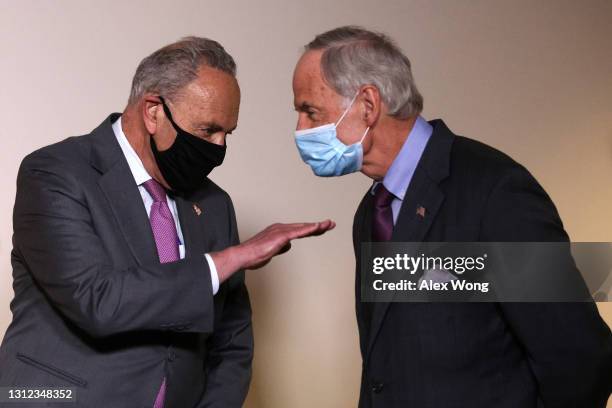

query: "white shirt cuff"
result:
(204, 253), (220, 295)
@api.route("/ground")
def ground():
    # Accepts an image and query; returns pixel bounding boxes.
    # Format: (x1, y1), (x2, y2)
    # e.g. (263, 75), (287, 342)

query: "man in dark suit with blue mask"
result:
(292, 26), (612, 407)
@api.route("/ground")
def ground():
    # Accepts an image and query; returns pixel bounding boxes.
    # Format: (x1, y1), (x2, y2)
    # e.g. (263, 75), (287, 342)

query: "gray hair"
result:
(128, 36), (236, 104)
(305, 26), (423, 119)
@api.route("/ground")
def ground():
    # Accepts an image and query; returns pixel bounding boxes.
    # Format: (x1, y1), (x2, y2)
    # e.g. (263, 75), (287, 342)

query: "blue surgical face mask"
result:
(294, 93), (370, 177)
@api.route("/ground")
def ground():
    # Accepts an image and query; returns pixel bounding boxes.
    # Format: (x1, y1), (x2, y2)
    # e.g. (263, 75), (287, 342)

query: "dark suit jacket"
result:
(353, 119), (612, 408)
(0, 114), (253, 407)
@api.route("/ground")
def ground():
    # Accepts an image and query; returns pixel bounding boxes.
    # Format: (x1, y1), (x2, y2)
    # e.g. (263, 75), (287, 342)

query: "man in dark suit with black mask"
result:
(292, 26), (612, 407)
(0, 36), (334, 407)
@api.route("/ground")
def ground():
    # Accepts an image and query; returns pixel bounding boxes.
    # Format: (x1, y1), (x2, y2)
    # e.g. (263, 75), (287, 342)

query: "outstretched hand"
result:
(211, 219), (336, 283)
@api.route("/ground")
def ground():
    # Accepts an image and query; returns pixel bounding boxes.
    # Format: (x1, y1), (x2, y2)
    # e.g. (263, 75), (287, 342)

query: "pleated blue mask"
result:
(294, 93), (370, 177)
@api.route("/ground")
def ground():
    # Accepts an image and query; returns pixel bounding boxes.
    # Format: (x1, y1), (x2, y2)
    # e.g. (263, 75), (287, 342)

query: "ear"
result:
(359, 85), (381, 127)
(142, 94), (163, 135)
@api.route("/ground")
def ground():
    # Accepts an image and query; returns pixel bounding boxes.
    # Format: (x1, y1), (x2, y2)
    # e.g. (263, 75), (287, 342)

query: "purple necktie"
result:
(363, 184), (395, 337)
(372, 183), (395, 242)
(143, 179), (180, 264)
(142, 179), (179, 408)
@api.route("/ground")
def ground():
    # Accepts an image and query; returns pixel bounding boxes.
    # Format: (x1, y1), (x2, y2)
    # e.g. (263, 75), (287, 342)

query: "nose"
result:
(296, 114), (310, 131)
(210, 133), (226, 146)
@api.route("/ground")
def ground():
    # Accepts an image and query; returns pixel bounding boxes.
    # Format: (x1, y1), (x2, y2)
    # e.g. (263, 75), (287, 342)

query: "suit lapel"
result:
(89, 114), (159, 265)
(355, 192), (374, 357)
(98, 161), (159, 265)
(365, 120), (453, 360)
(174, 195), (210, 257)
(391, 167), (445, 243)
(365, 170), (445, 358)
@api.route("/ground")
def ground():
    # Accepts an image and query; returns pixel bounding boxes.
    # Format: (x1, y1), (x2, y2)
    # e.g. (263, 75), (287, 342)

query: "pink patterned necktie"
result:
(142, 179), (179, 408)
(143, 179), (180, 263)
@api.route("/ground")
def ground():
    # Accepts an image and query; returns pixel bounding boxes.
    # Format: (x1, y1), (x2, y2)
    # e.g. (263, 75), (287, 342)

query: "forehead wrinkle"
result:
(174, 80), (239, 131)
(294, 71), (322, 106)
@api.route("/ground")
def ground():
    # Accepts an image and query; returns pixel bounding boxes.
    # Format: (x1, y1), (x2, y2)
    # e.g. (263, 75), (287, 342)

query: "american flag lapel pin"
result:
(192, 203), (202, 216)
(416, 205), (426, 218)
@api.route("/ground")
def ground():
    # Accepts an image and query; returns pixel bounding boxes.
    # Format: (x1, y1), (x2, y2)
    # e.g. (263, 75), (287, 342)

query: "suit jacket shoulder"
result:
(446, 134), (535, 199)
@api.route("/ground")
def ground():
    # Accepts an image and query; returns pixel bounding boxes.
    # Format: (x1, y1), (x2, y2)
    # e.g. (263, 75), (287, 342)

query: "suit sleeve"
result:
(480, 165), (612, 407)
(13, 151), (215, 338)
(197, 196), (253, 408)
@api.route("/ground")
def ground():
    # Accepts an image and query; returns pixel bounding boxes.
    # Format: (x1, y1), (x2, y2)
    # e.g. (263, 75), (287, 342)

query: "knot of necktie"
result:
(374, 183), (394, 208)
(143, 179), (167, 203)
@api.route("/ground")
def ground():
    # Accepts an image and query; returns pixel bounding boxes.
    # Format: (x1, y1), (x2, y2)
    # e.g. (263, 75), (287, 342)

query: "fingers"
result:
(285, 219), (336, 240)
(274, 220), (335, 231)
(242, 220), (336, 270)
(312, 219), (335, 233)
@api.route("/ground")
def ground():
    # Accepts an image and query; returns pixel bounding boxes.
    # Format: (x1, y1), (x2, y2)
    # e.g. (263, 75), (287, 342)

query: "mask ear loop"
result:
(335, 91), (360, 127)
(359, 127), (370, 144)
(336, 90), (370, 146)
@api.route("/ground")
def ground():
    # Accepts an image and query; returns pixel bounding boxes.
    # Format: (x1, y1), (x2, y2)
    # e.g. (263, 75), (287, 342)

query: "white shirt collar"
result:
(111, 116), (152, 186)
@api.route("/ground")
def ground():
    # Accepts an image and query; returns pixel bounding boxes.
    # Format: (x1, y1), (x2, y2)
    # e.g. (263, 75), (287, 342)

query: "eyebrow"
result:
(295, 102), (318, 112)
(196, 121), (237, 134)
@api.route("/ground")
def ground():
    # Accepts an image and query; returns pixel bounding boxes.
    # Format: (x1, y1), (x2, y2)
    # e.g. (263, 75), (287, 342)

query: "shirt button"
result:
(371, 382), (384, 393)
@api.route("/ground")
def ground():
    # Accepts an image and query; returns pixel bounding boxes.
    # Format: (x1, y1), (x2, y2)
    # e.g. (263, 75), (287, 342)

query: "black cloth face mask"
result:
(151, 96), (227, 196)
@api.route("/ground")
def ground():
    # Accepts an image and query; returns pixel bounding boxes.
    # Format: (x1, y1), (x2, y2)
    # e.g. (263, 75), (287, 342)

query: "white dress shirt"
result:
(112, 116), (219, 295)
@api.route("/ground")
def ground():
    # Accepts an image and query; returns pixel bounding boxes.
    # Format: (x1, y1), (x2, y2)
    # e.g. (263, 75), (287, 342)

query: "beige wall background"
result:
(1, 1), (611, 407)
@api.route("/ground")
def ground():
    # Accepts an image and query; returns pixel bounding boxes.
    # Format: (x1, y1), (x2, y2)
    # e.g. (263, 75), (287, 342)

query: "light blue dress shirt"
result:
(371, 116), (433, 224)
